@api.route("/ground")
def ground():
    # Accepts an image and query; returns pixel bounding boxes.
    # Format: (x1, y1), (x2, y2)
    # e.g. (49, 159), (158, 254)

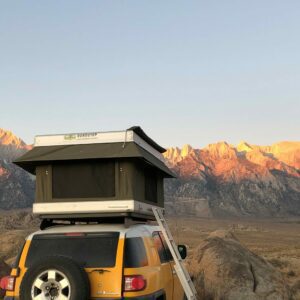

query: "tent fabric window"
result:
(52, 160), (115, 199)
(145, 167), (158, 203)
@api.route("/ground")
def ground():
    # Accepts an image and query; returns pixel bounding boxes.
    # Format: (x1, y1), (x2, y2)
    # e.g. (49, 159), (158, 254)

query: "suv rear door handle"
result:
(88, 269), (111, 274)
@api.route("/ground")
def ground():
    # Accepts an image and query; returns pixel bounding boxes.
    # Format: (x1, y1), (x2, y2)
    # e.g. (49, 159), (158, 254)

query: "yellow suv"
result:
(2, 223), (187, 300)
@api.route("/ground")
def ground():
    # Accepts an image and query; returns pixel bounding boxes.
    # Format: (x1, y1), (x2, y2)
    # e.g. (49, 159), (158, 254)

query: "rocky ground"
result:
(0, 211), (300, 299)
(0, 210), (39, 264)
(187, 230), (291, 299)
(168, 217), (300, 299)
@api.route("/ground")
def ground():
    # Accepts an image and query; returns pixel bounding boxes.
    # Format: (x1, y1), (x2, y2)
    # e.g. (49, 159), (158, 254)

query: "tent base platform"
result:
(33, 199), (162, 217)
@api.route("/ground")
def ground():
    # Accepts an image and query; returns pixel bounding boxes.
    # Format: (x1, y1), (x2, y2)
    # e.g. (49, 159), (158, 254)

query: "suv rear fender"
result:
(123, 237), (171, 299)
(5, 240), (31, 298)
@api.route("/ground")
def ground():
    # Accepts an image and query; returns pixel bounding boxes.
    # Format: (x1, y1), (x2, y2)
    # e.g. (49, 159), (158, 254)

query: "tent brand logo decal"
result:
(77, 132), (98, 139)
(64, 134), (76, 140)
(64, 132), (98, 141)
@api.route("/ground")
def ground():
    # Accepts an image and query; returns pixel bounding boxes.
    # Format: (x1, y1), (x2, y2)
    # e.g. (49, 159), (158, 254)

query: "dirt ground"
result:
(167, 216), (300, 291)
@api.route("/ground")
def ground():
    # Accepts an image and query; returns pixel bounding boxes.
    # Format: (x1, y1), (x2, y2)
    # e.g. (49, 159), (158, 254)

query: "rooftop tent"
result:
(14, 126), (175, 220)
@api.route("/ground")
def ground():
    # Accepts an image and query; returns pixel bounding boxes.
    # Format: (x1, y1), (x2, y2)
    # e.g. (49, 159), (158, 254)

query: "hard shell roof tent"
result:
(14, 126), (175, 221)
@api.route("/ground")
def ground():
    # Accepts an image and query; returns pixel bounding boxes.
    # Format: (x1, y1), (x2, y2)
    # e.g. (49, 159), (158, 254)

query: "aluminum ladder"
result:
(152, 207), (198, 300)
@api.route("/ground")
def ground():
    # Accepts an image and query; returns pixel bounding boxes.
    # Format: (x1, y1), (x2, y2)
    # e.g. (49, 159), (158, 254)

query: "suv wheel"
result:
(31, 269), (71, 299)
(20, 256), (90, 300)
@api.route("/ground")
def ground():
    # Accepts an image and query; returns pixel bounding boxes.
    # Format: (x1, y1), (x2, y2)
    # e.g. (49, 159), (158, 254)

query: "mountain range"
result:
(0, 128), (299, 217)
(164, 142), (300, 217)
(0, 129), (34, 210)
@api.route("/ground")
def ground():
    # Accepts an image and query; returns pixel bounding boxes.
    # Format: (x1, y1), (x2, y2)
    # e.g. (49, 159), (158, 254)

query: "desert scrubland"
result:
(0, 211), (299, 299)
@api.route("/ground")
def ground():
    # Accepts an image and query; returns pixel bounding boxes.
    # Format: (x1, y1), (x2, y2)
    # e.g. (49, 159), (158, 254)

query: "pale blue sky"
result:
(0, 1), (299, 148)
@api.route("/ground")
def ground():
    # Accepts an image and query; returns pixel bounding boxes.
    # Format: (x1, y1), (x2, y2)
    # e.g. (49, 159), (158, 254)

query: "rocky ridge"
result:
(0, 128), (300, 217)
(164, 141), (300, 217)
(0, 129), (34, 210)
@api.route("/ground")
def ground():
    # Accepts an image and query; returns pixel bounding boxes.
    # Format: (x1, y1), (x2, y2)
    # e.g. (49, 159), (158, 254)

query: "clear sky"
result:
(0, 1), (299, 148)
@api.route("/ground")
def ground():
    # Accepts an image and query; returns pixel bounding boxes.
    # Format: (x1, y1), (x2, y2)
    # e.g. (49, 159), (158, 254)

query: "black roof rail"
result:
(40, 214), (156, 230)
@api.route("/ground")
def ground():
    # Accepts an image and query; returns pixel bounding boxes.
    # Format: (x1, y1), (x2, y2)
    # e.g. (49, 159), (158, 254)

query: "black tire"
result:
(20, 256), (90, 300)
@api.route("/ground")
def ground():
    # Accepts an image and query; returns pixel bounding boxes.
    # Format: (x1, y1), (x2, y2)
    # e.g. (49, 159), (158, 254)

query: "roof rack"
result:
(39, 212), (155, 230)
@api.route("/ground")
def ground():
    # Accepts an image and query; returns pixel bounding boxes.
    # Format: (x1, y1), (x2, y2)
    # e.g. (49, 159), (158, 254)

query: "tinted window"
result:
(159, 232), (173, 262)
(52, 160), (115, 199)
(26, 232), (119, 268)
(153, 232), (168, 263)
(145, 167), (157, 203)
(124, 237), (148, 268)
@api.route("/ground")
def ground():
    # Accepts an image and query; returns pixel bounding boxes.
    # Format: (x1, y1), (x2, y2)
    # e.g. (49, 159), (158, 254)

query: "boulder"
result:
(187, 230), (291, 300)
